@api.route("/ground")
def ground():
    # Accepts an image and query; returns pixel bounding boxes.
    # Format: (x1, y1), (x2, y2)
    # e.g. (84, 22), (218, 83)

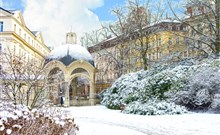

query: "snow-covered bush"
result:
(101, 58), (220, 114)
(123, 99), (188, 115)
(172, 66), (220, 110)
(101, 70), (149, 109)
(144, 65), (190, 100)
(210, 94), (220, 112)
(101, 65), (190, 110)
(0, 100), (78, 135)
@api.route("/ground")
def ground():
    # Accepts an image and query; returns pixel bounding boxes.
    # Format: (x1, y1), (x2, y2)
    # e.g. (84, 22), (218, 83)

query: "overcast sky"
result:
(0, 0), (126, 48)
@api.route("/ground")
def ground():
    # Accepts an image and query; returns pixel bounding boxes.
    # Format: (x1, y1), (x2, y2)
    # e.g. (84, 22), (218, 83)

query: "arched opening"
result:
(69, 66), (93, 106)
(69, 76), (90, 106)
(71, 67), (89, 76)
(47, 67), (65, 105)
(44, 60), (96, 106)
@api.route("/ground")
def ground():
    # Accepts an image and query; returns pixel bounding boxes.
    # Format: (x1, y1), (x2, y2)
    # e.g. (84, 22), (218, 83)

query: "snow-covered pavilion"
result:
(44, 32), (96, 106)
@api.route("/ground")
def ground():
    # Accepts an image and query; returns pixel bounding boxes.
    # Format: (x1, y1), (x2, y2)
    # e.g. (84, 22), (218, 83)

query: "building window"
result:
(158, 38), (161, 46)
(0, 22), (3, 32)
(176, 37), (179, 44)
(149, 54), (151, 59)
(168, 37), (172, 45)
(152, 41), (154, 48)
(13, 45), (16, 53)
(184, 51), (187, 57)
(0, 43), (2, 53)
(173, 25), (177, 31)
(24, 34), (26, 40)
(177, 26), (180, 31)
(169, 50), (172, 55)
(169, 25), (172, 30)
(0, 65), (2, 74)
(159, 52), (162, 58)
(182, 26), (186, 31)
(209, 23), (213, 33)
(14, 24), (16, 32)
(191, 30), (195, 36)
(19, 29), (21, 36)
(19, 48), (21, 56)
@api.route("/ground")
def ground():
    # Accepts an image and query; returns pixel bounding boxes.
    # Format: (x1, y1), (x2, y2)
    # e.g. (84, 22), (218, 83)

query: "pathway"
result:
(63, 105), (220, 135)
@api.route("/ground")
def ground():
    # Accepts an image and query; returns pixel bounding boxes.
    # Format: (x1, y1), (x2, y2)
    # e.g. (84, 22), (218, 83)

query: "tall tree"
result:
(100, 0), (165, 73)
(83, 7), (133, 77)
(83, 0), (166, 80)
(126, 0), (165, 70)
(104, 6), (133, 76)
(0, 46), (59, 109)
(168, 0), (220, 57)
(81, 27), (109, 48)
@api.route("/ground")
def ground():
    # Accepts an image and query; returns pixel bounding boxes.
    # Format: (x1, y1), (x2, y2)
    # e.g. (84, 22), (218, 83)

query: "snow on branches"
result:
(101, 58), (220, 115)
(0, 100), (78, 135)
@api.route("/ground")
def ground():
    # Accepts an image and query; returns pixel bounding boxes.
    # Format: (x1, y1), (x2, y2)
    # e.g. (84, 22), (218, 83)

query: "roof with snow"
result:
(45, 44), (94, 66)
(31, 31), (40, 36)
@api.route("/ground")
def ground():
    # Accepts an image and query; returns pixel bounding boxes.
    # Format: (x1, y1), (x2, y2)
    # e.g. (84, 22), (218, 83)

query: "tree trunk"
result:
(142, 55), (148, 70)
(215, 0), (220, 57)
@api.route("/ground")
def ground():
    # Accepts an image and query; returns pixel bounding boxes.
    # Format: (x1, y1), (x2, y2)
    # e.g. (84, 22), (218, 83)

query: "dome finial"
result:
(66, 32), (77, 44)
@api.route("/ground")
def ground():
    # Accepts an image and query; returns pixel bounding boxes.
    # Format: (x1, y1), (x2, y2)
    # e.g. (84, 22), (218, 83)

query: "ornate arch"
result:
(67, 60), (95, 78)
(44, 59), (96, 106)
(44, 60), (67, 79)
(69, 73), (90, 83)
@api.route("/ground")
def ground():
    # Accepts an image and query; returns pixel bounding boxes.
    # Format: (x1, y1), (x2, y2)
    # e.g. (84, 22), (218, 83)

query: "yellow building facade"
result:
(0, 7), (50, 104)
(89, 39), (118, 93)
(184, 2), (214, 57)
(89, 20), (189, 91)
(127, 22), (188, 71)
(0, 7), (50, 72)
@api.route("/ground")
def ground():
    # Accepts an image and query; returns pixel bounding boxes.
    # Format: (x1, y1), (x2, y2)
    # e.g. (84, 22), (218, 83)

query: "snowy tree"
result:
(103, 0), (168, 72)
(81, 26), (110, 48)
(126, 0), (166, 70)
(169, 0), (220, 57)
(0, 46), (58, 109)
(102, 6), (134, 76)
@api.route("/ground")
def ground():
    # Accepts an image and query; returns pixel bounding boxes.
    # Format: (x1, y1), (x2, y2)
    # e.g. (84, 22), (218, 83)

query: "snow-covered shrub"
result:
(102, 58), (220, 114)
(101, 65), (190, 111)
(0, 100), (78, 135)
(170, 65), (220, 111)
(143, 65), (190, 100)
(210, 94), (220, 112)
(101, 70), (149, 109)
(123, 100), (188, 115)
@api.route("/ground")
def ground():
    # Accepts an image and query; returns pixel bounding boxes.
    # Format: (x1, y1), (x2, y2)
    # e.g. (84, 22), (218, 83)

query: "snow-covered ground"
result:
(63, 105), (220, 135)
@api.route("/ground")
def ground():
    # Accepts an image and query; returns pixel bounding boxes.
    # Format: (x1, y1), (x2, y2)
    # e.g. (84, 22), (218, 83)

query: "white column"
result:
(89, 81), (95, 105)
(64, 82), (69, 106)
